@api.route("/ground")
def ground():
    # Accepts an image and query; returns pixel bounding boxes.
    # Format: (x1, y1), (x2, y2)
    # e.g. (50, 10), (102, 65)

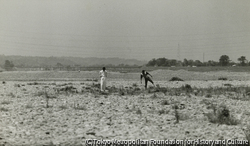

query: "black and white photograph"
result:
(0, 0), (250, 145)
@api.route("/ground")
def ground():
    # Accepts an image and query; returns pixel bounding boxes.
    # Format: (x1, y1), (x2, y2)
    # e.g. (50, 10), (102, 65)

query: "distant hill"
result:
(0, 55), (146, 67)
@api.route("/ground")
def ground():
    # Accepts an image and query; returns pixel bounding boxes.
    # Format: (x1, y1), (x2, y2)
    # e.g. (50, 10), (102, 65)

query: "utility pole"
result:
(177, 43), (180, 60)
(203, 53), (205, 63)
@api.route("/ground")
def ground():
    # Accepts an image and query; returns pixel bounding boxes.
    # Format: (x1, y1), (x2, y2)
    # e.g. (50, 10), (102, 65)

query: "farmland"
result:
(0, 69), (250, 145)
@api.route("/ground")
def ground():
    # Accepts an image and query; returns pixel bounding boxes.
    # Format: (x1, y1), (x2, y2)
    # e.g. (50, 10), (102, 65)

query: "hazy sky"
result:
(0, 0), (250, 62)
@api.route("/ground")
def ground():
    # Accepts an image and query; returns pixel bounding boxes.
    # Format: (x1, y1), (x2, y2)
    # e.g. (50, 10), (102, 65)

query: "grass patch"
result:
(58, 105), (68, 110)
(7, 92), (15, 98)
(27, 82), (39, 85)
(205, 93), (212, 98)
(169, 77), (184, 81)
(132, 83), (138, 87)
(136, 108), (142, 115)
(218, 77), (228, 80)
(74, 106), (87, 110)
(1, 100), (11, 105)
(0, 107), (8, 112)
(161, 100), (170, 105)
(181, 84), (193, 93)
(205, 104), (239, 125)
(25, 104), (33, 109)
(158, 109), (169, 115)
(73, 103), (87, 110)
(35, 91), (45, 96)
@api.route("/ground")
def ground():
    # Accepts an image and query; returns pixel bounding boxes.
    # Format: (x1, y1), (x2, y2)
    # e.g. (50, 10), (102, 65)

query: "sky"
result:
(0, 0), (250, 62)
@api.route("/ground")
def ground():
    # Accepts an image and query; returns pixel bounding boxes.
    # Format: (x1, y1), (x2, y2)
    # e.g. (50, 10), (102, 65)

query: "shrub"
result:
(169, 77), (184, 81)
(150, 93), (158, 99)
(205, 93), (212, 98)
(224, 83), (233, 87)
(0, 107), (8, 112)
(181, 84), (192, 93)
(218, 77), (227, 80)
(1, 100), (11, 105)
(119, 88), (125, 96)
(205, 104), (239, 125)
(58, 105), (68, 110)
(136, 108), (142, 115)
(132, 83), (138, 87)
(14, 84), (21, 87)
(73, 103), (87, 110)
(27, 82), (39, 85)
(158, 109), (165, 115)
(35, 91), (45, 96)
(161, 100), (170, 105)
(7, 92), (15, 98)
(25, 104), (33, 109)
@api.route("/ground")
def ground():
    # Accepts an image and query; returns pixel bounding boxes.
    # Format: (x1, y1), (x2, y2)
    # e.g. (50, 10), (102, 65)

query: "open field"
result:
(0, 70), (250, 145)
(0, 68), (250, 81)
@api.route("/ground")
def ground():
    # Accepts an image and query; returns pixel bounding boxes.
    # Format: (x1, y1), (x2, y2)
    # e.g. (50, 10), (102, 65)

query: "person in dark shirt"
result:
(140, 70), (155, 89)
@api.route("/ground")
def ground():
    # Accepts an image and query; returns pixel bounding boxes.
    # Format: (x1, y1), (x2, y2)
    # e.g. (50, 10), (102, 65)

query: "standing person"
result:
(99, 67), (107, 92)
(140, 70), (155, 89)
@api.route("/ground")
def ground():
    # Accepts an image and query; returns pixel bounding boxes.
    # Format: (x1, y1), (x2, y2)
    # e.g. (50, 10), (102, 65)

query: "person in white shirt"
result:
(99, 67), (107, 92)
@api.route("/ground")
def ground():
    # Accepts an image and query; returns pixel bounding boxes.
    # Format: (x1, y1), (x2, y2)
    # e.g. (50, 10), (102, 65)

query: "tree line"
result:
(2, 55), (249, 71)
(146, 55), (249, 67)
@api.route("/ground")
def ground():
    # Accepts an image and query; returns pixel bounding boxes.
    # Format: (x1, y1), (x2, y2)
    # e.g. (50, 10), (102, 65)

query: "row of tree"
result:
(2, 55), (249, 70)
(146, 55), (249, 67)
(2, 60), (140, 71)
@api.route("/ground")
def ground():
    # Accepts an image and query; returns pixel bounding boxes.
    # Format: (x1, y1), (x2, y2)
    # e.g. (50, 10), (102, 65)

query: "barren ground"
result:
(0, 70), (250, 145)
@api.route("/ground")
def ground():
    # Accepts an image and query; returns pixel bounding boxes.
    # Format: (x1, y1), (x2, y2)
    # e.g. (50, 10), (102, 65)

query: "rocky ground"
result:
(0, 71), (250, 145)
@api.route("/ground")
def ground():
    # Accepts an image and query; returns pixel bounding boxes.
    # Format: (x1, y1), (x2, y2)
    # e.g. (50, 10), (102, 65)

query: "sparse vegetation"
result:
(205, 104), (239, 125)
(1, 100), (11, 105)
(161, 100), (170, 105)
(25, 104), (33, 109)
(35, 91), (45, 97)
(169, 77), (184, 81)
(0, 107), (8, 112)
(136, 108), (142, 115)
(132, 83), (138, 87)
(0, 70), (250, 144)
(218, 77), (228, 80)
(73, 104), (86, 110)
(58, 105), (68, 110)
(7, 92), (15, 98)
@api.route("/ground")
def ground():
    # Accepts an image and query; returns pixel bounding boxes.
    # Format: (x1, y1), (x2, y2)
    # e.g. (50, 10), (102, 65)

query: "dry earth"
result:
(0, 70), (250, 145)
(0, 69), (250, 81)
